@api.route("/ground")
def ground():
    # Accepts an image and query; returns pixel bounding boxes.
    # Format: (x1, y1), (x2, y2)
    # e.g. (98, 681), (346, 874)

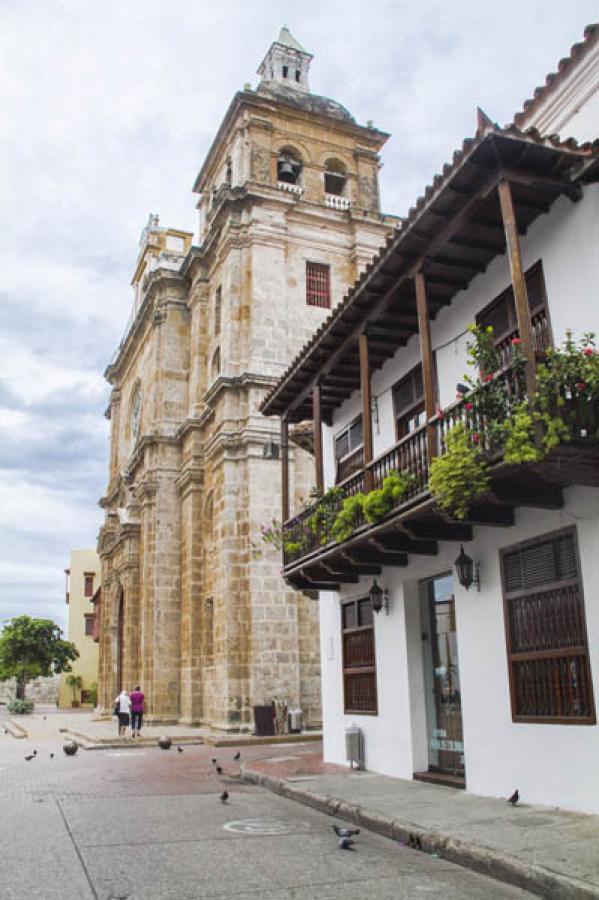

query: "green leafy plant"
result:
(88, 682), (98, 707)
(429, 422), (490, 520)
(66, 673), (83, 707)
(331, 493), (366, 542)
(502, 401), (542, 464)
(0, 616), (79, 701)
(7, 697), (34, 715)
(306, 486), (344, 544)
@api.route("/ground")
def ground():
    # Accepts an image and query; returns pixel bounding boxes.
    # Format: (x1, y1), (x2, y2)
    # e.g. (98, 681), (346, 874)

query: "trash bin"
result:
(253, 704), (275, 736)
(287, 708), (303, 733)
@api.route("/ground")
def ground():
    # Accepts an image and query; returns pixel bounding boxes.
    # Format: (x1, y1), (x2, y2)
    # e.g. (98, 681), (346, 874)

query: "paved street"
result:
(0, 710), (535, 899)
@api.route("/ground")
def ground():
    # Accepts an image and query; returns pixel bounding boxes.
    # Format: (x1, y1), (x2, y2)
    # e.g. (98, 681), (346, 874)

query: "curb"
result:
(242, 767), (599, 900)
(204, 732), (321, 748)
(59, 728), (205, 750)
(5, 719), (27, 739)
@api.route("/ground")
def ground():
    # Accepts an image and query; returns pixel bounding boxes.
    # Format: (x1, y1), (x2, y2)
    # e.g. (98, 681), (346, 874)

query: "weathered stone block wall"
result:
(0, 675), (60, 705)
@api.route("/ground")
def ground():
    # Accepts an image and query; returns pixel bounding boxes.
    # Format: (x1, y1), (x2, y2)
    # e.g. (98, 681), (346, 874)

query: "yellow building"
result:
(58, 548), (100, 708)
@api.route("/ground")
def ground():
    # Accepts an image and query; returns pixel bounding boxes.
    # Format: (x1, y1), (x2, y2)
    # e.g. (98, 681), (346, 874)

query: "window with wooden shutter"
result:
(392, 365), (426, 438)
(306, 261), (331, 308)
(342, 597), (377, 714)
(334, 416), (363, 483)
(477, 261), (552, 367)
(501, 528), (595, 724)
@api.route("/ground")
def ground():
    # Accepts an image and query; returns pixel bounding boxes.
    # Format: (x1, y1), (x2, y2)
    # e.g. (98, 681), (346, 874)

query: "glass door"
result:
(420, 573), (464, 776)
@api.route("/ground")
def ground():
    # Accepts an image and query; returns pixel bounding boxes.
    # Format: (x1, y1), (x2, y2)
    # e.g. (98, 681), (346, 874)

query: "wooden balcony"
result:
(283, 366), (599, 591)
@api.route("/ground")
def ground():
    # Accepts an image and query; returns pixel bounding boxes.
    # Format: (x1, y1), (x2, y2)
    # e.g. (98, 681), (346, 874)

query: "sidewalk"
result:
(4, 707), (321, 750)
(242, 750), (599, 900)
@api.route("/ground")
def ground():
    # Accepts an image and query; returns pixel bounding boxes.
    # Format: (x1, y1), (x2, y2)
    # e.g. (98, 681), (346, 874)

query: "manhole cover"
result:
(223, 818), (312, 835)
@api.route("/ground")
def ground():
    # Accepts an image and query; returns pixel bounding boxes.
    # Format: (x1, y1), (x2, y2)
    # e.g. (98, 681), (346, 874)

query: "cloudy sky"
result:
(1, 0), (596, 630)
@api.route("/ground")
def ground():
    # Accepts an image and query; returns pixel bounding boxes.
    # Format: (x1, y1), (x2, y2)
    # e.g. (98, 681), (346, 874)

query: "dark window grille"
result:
(306, 262), (331, 308)
(477, 261), (552, 367)
(392, 365), (426, 438)
(342, 598), (377, 714)
(335, 417), (363, 482)
(84, 615), (95, 637)
(501, 528), (595, 724)
(84, 574), (94, 597)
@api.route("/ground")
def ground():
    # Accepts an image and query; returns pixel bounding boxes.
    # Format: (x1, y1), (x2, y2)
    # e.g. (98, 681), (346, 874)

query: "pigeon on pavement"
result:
(177, 746), (184, 753)
(508, 789), (519, 806)
(337, 837), (355, 850)
(49, 753), (54, 759)
(216, 765), (223, 775)
(233, 751), (241, 760)
(211, 757), (218, 765)
(24, 754), (36, 761)
(333, 825), (360, 839)
(220, 790), (229, 803)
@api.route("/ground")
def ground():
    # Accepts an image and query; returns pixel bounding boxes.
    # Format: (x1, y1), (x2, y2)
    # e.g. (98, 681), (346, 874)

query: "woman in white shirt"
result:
(114, 689), (131, 737)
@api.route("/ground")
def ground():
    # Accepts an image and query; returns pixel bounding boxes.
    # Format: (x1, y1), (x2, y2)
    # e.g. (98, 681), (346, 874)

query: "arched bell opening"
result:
(324, 158), (347, 197)
(277, 150), (302, 185)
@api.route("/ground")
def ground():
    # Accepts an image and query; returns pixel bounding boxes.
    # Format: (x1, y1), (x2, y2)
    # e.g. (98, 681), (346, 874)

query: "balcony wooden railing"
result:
(282, 359), (598, 569)
(495, 308), (551, 369)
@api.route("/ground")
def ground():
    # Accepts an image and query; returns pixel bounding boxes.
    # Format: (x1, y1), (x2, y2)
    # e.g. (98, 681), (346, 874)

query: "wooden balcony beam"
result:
(406, 520), (473, 542)
(288, 576), (339, 591)
(326, 558), (382, 577)
(370, 534), (438, 556)
(461, 505), (515, 527)
(310, 566), (359, 584)
(491, 482), (564, 509)
(345, 549), (408, 568)
(499, 167), (582, 202)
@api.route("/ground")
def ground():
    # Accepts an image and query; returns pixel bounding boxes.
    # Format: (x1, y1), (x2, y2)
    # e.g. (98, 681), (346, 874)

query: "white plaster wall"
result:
(320, 487), (599, 813)
(322, 184), (599, 477)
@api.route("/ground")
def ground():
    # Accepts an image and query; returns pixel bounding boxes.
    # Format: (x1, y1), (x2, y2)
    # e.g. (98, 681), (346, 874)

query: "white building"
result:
(262, 71), (599, 816)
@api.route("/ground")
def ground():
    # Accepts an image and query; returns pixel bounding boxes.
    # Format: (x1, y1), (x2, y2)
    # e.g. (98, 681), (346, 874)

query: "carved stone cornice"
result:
(105, 269), (189, 383)
(175, 465), (204, 497)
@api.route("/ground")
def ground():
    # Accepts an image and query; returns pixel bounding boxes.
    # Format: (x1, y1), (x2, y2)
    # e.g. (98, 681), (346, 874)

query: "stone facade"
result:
(97, 30), (395, 728)
(0, 675), (60, 705)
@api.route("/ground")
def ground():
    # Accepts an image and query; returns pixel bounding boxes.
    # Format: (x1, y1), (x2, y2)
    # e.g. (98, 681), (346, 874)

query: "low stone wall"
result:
(0, 675), (60, 705)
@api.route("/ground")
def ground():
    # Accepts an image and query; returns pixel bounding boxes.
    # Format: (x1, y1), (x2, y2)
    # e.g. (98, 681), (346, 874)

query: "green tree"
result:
(0, 616), (79, 700)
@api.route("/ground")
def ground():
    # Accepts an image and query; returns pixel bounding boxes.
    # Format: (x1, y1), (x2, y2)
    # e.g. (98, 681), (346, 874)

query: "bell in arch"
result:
(278, 160), (297, 183)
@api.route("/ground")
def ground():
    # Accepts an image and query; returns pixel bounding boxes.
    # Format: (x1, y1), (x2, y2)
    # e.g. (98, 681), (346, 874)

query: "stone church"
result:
(96, 28), (394, 727)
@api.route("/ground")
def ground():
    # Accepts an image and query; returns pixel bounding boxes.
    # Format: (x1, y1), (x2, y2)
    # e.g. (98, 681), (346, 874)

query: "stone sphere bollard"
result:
(158, 736), (172, 750)
(63, 740), (78, 756)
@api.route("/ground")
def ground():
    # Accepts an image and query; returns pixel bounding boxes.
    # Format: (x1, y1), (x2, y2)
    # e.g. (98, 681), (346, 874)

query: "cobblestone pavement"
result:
(0, 707), (535, 899)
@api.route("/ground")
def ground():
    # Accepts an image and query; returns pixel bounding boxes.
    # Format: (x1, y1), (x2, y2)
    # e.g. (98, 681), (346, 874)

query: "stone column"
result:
(178, 461), (204, 724)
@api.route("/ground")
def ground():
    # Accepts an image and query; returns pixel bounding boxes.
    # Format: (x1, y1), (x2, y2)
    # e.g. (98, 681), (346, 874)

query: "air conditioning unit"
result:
(345, 723), (365, 770)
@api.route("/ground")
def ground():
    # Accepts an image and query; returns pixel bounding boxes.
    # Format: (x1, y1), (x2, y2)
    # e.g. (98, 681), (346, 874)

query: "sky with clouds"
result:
(1, 0), (596, 631)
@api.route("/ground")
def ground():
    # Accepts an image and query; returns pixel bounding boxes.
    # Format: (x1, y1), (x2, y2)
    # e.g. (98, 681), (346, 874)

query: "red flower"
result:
(511, 337), (522, 345)
(576, 381), (587, 391)
(465, 401), (474, 411)
(583, 347), (594, 357)
(436, 407), (445, 420)
(484, 373), (494, 383)
(472, 432), (481, 444)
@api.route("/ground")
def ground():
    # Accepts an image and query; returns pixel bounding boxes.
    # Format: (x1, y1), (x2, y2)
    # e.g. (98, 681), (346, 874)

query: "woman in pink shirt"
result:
(129, 686), (145, 738)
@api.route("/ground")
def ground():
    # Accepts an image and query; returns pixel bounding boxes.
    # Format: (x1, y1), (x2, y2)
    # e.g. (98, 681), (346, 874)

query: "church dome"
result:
(256, 81), (356, 123)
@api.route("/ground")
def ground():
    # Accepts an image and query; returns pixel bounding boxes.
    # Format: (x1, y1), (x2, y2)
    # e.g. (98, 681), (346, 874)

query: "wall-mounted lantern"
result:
(369, 578), (390, 615)
(454, 545), (480, 591)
